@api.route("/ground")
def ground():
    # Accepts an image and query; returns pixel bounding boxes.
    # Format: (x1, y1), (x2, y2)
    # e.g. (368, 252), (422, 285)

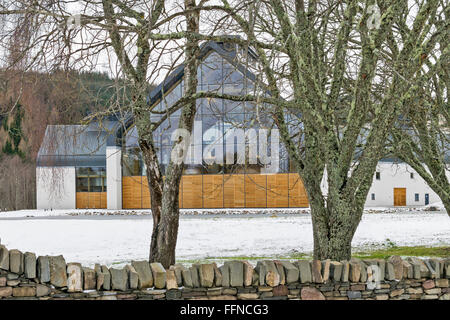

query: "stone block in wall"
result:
(407, 257), (430, 278)
(435, 278), (448, 288)
(37, 256), (50, 283)
(36, 284), (51, 297)
(12, 286), (36, 297)
(279, 261), (299, 284)
(83, 267), (97, 290)
(422, 279), (435, 290)
(349, 259), (361, 282)
(424, 259), (440, 279)
(150, 262), (167, 289)
(340, 260), (350, 282)
(254, 261), (266, 286)
(243, 261), (254, 287)
(226, 261), (244, 287)
(262, 261), (280, 287)
(390, 288), (405, 298)
(347, 291), (362, 299)
(101, 265), (111, 290)
(0, 245), (9, 270)
(212, 263), (222, 287)
(274, 261), (286, 285)
(385, 262), (395, 281)
(0, 276), (5, 287)
(24, 252), (36, 279)
(166, 270), (178, 290)
(406, 259), (421, 279)
(329, 261), (343, 281)
(375, 259), (386, 280)
(402, 260), (413, 279)
(67, 263), (83, 293)
(169, 265), (182, 287)
(9, 249), (24, 274)
(199, 264), (214, 288)
(429, 259), (443, 278)
(125, 265), (138, 290)
(388, 256), (404, 281)
(359, 261), (368, 282)
(190, 264), (200, 288)
(94, 264), (104, 291)
(300, 287), (325, 300)
(219, 264), (229, 287)
(252, 272), (259, 286)
(311, 260), (323, 283)
(237, 293), (259, 300)
(131, 261), (153, 289)
(179, 265), (193, 288)
(296, 260), (312, 283)
(444, 259), (450, 279)
(0, 286), (12, 298)
(49, 255), (67, 288)
(110, 268), (128, 291)
(321, 259), (331, 282)
(273, 284), (288, 296)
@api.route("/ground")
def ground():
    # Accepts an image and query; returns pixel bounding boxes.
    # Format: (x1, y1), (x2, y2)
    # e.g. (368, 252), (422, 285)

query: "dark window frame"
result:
(76, 167), (107, 192)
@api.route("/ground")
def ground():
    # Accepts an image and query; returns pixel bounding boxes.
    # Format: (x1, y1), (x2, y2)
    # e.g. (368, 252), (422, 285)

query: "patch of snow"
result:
(0, 202), (445, 218)
(0, 211), (448, 268)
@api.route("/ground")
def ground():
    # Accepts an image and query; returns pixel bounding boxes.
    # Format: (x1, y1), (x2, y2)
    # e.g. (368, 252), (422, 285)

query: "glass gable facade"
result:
(122, 50), (290, 176)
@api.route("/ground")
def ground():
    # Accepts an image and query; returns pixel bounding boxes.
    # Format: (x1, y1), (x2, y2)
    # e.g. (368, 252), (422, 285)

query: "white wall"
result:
(36, 166), (76, 209)
(365, 162), (446, 207)
(106, 146), (122, 210)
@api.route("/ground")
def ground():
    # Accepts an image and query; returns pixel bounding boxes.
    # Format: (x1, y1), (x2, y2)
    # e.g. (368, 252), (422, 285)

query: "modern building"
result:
(36, 41), (448, 210)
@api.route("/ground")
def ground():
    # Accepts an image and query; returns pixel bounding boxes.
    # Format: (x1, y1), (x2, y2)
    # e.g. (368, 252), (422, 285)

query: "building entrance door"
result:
(393, 188), (406, 206)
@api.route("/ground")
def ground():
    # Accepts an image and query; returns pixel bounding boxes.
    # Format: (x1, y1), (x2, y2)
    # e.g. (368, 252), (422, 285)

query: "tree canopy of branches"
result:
(0, 0), (448, 263)
(206, 0), (449, 260)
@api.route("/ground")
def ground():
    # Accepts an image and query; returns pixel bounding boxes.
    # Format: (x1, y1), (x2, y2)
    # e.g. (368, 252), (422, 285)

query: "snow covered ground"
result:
(0, 208), (448, 268)
(0, 201), (445, 218)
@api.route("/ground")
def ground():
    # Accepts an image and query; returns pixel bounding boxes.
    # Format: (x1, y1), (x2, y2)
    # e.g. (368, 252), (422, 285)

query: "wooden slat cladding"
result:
(224, 174), (245, 208)
(203, 175), (223, 208)
(289, 173), (309, 207)
(121, 173), (309, 209)
(393, 188), (406, 206)
(245, 174), (267, 208)
(76, 192), (107, 209)
(267, 174), (289, 208)
(122, 176), (142, 209)
(76, 192), (89, 209)
(182, 175), (203, 208)
(141, 177), (151, 209)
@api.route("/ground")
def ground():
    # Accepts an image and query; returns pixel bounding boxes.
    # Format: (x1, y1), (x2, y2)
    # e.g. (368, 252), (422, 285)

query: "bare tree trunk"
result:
(145, 0), (200, 267)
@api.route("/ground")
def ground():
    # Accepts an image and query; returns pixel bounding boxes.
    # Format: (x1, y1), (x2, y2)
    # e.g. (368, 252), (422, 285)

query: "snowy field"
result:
(0, 208), (448, 267)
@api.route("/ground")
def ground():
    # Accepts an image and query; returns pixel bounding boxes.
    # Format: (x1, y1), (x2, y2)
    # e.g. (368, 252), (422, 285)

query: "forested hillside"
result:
(0, 70), (119, 210)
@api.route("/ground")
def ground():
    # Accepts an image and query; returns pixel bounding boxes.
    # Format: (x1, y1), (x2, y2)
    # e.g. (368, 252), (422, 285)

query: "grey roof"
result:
(37, 125), (109, 167)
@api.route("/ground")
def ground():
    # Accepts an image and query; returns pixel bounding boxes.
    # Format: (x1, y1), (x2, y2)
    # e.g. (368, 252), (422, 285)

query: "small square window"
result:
(371, 193), (375, 200)
(415, 193), (419, 202)
(410, 172), (414, 179)
(375, 172), (380, 180)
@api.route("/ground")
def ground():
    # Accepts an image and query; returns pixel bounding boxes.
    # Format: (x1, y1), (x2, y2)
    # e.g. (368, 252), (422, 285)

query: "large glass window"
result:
(76, 167), (106, 192)
(122, 47), (289, 176)
(122, 147), (145, 176)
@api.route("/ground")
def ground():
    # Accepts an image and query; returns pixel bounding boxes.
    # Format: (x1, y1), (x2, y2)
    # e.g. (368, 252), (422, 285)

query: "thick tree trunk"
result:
(304, 172), (364, 261)
(149, 164), (184, 267)
(310, 201), (361, 261)
(139, 141), (164, 263)
(144, 0), (200, 268)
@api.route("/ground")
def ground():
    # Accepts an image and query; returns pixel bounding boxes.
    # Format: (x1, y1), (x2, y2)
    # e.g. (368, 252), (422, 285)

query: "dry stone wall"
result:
(0, 245), (449, 300)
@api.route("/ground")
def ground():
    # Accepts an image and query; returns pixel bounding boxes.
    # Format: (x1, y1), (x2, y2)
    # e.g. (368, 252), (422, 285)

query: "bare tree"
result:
(388, 50), (449, 214)
(202, 0), (449, 260)
(0, 0), (205, 267)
